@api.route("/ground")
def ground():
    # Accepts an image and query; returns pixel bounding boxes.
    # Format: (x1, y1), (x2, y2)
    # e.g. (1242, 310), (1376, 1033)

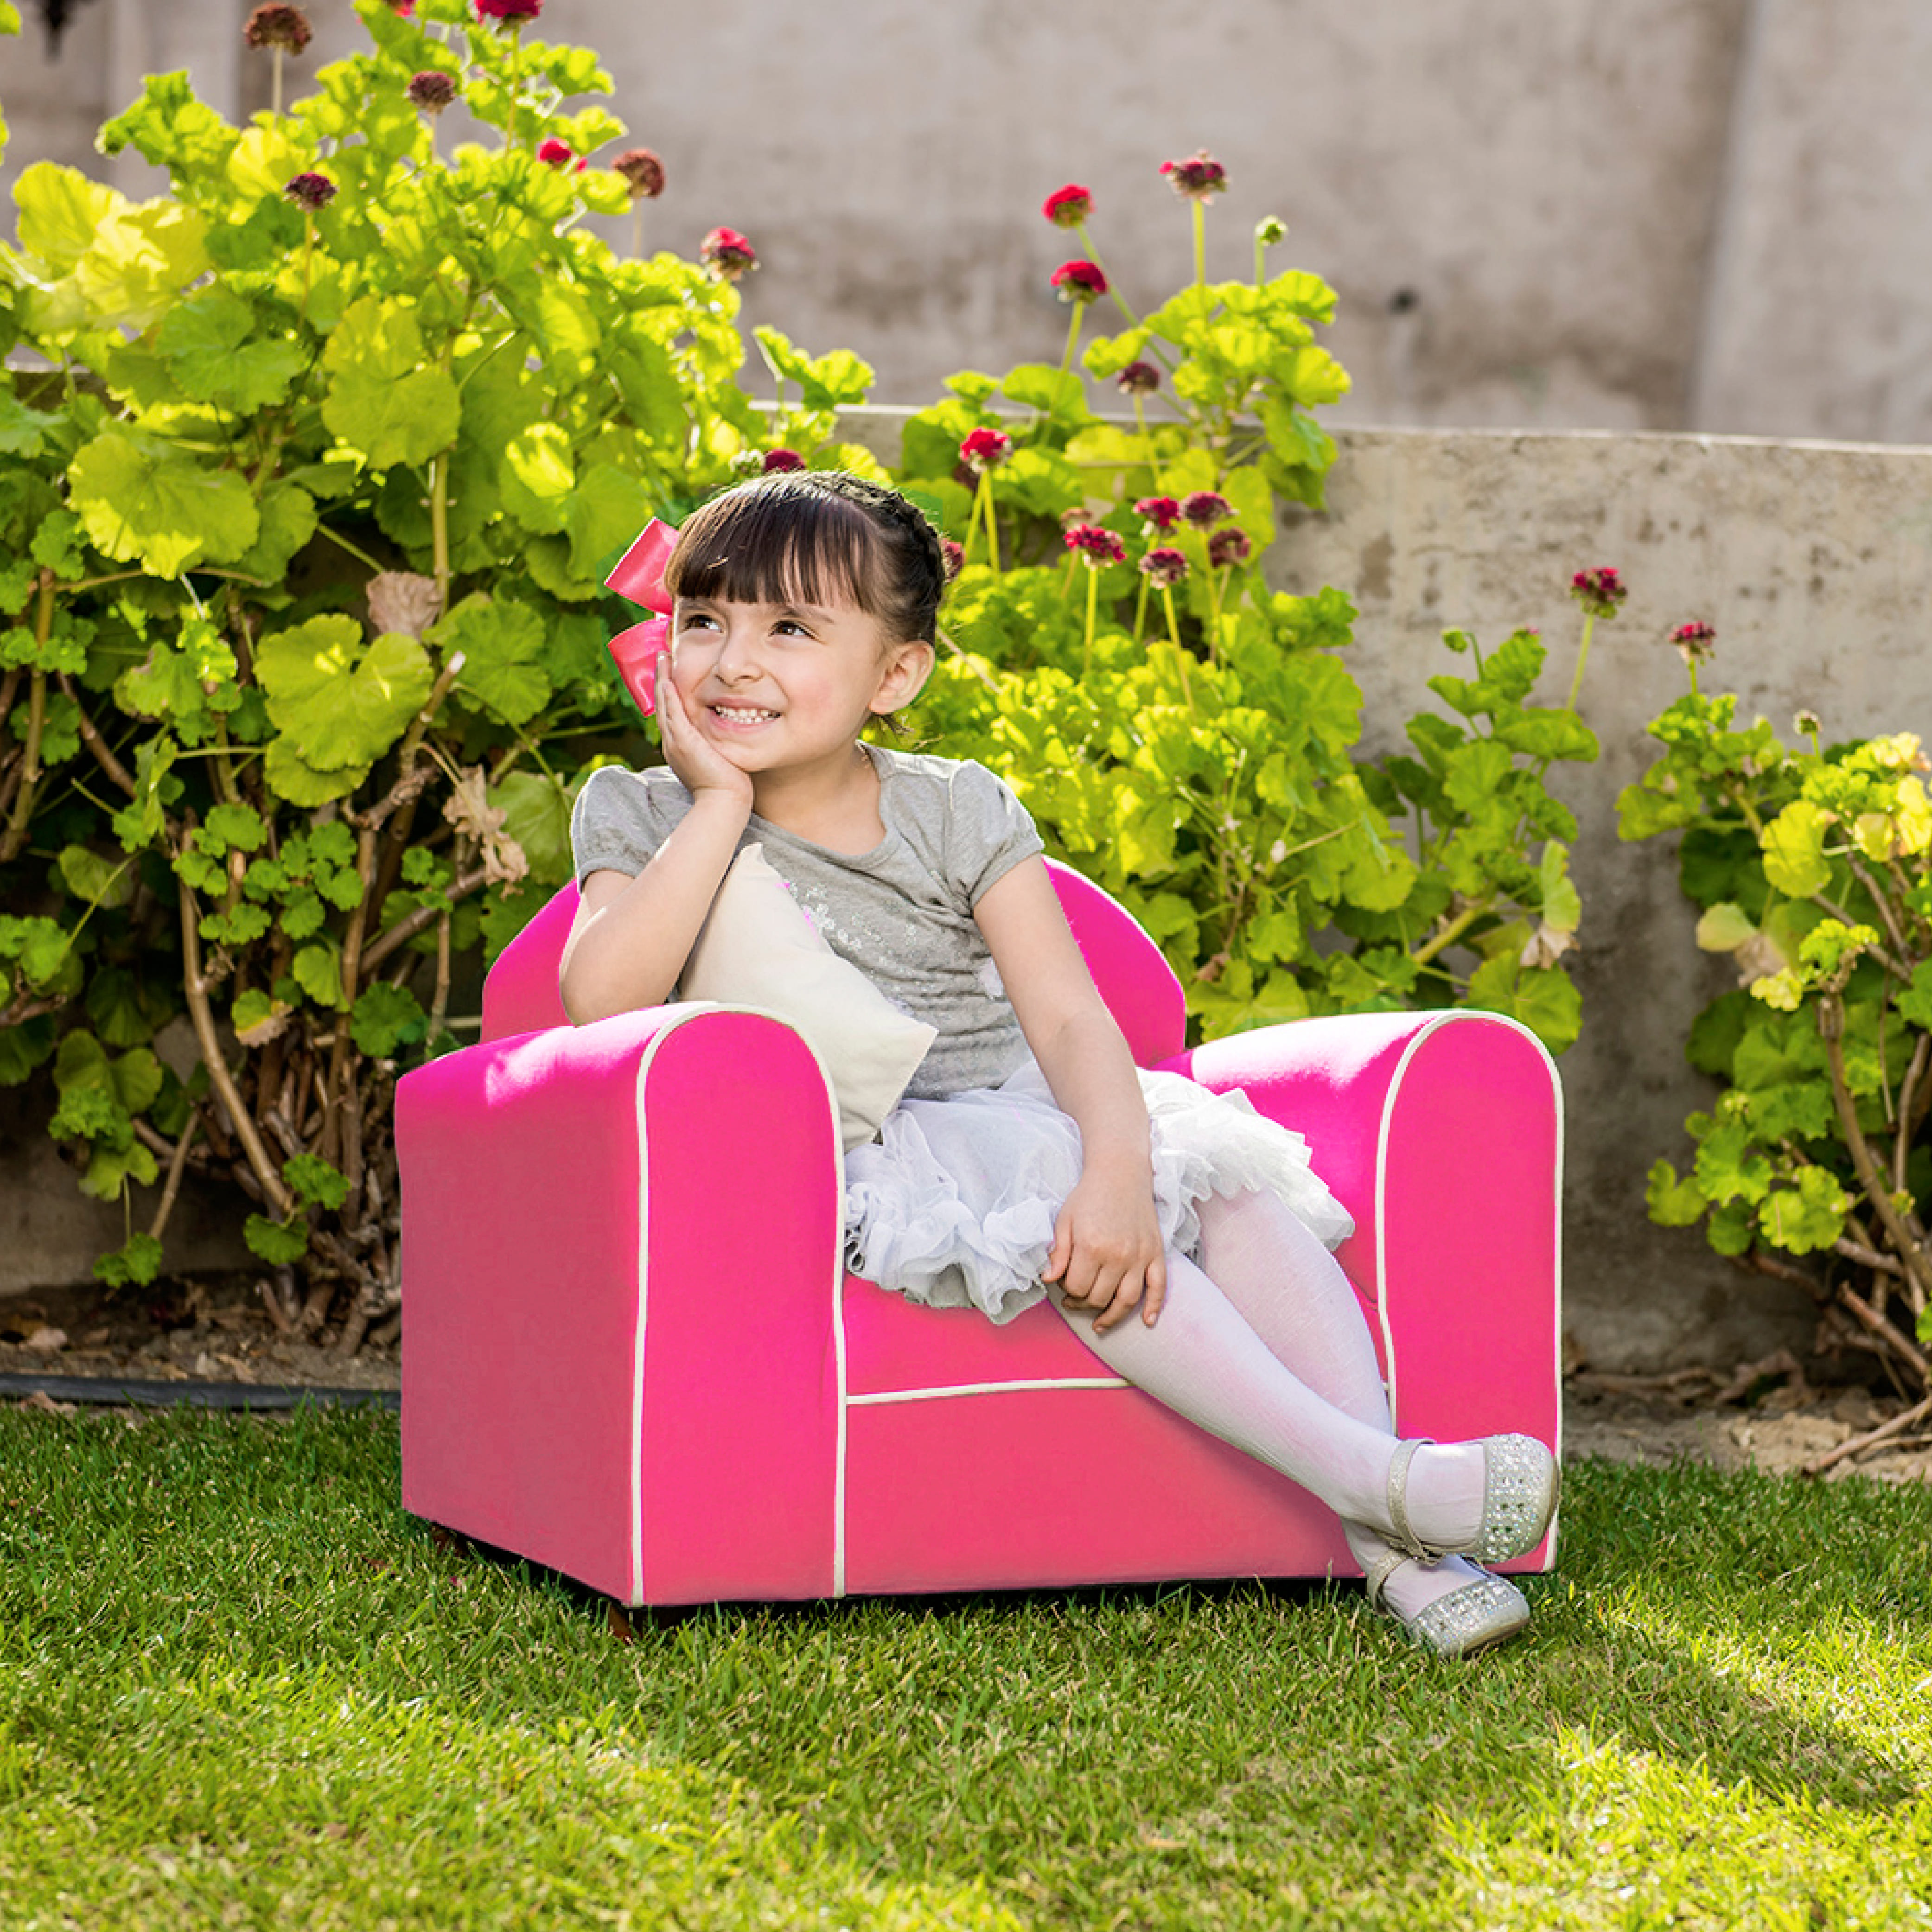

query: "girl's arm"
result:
(559, 656), (753, 1022)
(973, 856), (1167, 1330)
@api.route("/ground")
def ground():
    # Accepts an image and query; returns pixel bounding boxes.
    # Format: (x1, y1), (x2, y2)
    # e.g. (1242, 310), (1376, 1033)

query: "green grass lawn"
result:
(1, 1408), (1929, 1931)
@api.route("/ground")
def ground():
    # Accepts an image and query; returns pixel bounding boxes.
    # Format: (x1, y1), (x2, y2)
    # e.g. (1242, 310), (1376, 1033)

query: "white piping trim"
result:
(848, 1376), (1130, 1406)
(1372, 1012), (1564, 1474)
(627, 1004), (848, 1606)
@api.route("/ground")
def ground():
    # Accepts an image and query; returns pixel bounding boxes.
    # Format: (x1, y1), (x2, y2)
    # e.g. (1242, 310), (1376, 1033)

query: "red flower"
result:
(1116, 362), (1160, 396)
(1180, 490), (1231, 529)
(960, 427), (1013, 472)
(1135, 495), (1181, 534)
(1042, 184), (1093, 228)
(283, 171), (337, 210)
(614, 147), (665, 199)
(1208, 527), (1252, 569)
(1065, 523), (1127, 567)
(701, 226), (758, 281)
(387, 0), (417, 14)
(244, 3), (312, 53)
(475, 0), (542, 19)
(1139, 548), (1188, 590)
(537, 137), (575, 167)
(940, 538), (965, 583)
(1569, 566), (1628, 619)
(763, 448), (806, 473)
(1671, 620), (1716, 664)
(1051, 259), (1108, 304)
(407, 70), (457, 112)
(1160, 150), (1228, 200)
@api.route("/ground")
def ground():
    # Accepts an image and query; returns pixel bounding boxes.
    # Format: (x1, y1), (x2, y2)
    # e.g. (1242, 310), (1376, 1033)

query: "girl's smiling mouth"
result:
(709, 702), (780, 727)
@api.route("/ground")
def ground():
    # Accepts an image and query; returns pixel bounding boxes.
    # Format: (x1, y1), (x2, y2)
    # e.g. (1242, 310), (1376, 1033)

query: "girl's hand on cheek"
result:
(656, 656), (754, 810)
(1042, 1166), (1167, 1333)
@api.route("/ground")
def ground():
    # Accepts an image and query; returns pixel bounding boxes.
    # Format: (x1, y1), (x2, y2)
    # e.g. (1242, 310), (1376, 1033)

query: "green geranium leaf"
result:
(1466, 955), (1583, 1055)
(566, 463), (654, 581)
(283, 1152), (351, 1212)
(350, 982), (427, 1058)
(0, 1017), (56, 1086)
(244, 1213), (310, 1266)
(1757, 1165), (1852, 1256)
(157, 287), (306, 410)
(321, 296), (460, 469)
(498, 422), (574, 534)
(291, 943), (343, 1011)
(1645, 1159), (1708, 1227)
(56, 844), (134, 908)
(234, 480), (318, 583)
(0, 390), (59, 457)
(94, 1231), (165, 1289)
(434, 594), (550, 727)
(1695, 902), (1758, 953)
(13, 161), (120, 275)
(263, 736), (369, 805)
(257, 615), (433, 772)
(1761, 800), (1832, 899)
(490, 770), (574, 886)
(68, 431), (260, 577)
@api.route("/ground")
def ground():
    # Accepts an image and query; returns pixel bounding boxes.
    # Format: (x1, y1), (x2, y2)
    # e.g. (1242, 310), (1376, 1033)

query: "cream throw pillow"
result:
(678, 843), (937, 1152)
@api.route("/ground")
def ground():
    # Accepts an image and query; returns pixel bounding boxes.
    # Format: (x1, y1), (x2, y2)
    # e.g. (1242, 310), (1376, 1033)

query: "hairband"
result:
(604, 518), (679, 716)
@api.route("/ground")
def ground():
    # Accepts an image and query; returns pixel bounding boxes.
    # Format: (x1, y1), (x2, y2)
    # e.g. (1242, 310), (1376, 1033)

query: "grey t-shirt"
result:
(569, 745), (1046, 1099)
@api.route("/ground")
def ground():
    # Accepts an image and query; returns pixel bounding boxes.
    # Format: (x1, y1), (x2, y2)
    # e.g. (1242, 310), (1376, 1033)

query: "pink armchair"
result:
(395, 861), (1562, 1607)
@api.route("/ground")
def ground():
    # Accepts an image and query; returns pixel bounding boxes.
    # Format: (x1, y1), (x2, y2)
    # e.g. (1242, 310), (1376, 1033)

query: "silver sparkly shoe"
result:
(1385, 1432), (1559, 1564)
(1364, 1552), (1532, 1659)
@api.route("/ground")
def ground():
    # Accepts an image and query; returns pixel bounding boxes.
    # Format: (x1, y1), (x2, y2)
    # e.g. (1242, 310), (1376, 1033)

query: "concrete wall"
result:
(7, 0), (1932, 442)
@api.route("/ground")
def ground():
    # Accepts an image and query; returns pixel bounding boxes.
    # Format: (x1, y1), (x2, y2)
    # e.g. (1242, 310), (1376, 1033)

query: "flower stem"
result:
(1130, 394), (1164, 493)
(1133, 576), (1149, 643)
(1565, 611), (1595, 712)
(300, 212), (314, 317)
(1049, 302), (1084, 426)
(1076, 224), (1144, 334)
(982, 474), (1001, 575)
(273, 48), (284, 119)
(631, 204), (643, 257)
(1254, 227), (1267, 285)
(1192, 200), (1206, 290)
(1082, 564), (1098, 678)
(430, 452), (451, 608)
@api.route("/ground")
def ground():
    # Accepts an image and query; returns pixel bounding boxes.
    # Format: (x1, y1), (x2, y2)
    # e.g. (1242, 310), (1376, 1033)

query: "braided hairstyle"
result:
(663, 470), (948, 649)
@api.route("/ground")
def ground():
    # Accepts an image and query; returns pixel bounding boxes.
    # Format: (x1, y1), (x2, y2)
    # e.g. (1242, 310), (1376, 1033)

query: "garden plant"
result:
(1629, 623), (1932, 1423)
(0, 0), (1597, 1339)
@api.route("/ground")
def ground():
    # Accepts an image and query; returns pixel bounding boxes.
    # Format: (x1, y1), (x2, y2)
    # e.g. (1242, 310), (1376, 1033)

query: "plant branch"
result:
(1803, 1389), (1932, 1476)
(178, 871), (292, 1218)
(54, 673), (136, 797)
(356, 862), (491, 979)
(1895, 1031), (1931, 1196)
(146, 1115), (200, 1245)
(1832, 1279), (1930, 1386)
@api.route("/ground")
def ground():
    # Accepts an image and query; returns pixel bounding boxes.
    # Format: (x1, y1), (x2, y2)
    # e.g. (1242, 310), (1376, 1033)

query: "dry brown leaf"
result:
(442, 766), (528, 886)
(366, 571), (444, 640)
(18, 1391), (76, 1418)
(22, 1326), (67, 1353)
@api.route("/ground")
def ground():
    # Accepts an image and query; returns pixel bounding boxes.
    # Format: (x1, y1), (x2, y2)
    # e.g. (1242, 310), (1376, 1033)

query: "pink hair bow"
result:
(605, 517), (679, 716)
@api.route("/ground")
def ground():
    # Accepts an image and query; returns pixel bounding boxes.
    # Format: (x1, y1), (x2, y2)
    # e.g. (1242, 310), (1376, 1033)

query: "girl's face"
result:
(668, 587), (929, 778)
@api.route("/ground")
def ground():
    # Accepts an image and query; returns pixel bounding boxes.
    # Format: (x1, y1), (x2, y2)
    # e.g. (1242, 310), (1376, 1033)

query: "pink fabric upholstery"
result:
(399, 870), (1562, 1606)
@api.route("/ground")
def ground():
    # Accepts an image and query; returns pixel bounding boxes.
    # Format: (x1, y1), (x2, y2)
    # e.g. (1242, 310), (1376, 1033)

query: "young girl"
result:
(561, 471), (1556, 1658)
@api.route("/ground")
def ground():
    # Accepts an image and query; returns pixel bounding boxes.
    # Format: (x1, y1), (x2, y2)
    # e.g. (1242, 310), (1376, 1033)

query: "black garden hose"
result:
(0, 1372), (398, 1412)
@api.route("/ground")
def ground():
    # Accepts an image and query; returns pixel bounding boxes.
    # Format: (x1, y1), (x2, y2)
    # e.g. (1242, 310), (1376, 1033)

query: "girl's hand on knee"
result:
(1043, 1170), (1167, 1331)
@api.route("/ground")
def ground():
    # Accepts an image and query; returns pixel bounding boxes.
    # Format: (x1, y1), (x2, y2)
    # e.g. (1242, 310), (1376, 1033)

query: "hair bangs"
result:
(665, 480), (884, 620)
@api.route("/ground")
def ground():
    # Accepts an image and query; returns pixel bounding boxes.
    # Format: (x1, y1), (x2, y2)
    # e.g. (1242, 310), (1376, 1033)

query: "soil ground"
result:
(5, 1275), (1931, 1487)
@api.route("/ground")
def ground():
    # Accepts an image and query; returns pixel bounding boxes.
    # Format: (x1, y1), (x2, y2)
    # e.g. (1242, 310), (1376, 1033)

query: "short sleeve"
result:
(569, 765), (691, 886)
(949, 760), (1046, 907)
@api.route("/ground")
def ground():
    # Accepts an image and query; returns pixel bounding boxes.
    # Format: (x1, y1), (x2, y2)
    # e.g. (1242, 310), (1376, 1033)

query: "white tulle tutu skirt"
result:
(843, 1058), (1355, 1324)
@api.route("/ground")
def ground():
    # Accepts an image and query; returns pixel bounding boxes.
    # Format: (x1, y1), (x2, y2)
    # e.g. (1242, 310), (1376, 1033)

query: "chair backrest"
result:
(480, 859), (1186, 1065)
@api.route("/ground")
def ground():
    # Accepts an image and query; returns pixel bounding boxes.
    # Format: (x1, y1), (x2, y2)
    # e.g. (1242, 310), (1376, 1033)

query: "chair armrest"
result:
(1160, 1009), (1564, 1495)
(396, 1002), (845, 1605)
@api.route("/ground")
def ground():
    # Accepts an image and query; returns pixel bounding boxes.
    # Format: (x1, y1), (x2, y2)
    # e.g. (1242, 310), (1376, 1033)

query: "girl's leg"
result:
(1052, 1237), (1489, 1564)
(1192, 1188), (1495, 1621)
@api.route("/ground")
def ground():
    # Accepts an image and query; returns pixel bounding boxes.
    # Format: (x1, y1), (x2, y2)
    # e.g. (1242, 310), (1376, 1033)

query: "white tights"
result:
(1052, 1188), (1493, 1622)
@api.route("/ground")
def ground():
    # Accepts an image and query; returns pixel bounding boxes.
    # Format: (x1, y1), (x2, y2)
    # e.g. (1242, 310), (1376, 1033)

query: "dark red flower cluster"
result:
(1671, 620), (1716, 663)
(244, 4), (312, 53)
(407, 70), (457, 112)
(762, 448), (806, 473)
(1139, 548), (1188, 590)
(1042, 184), (1093, 229)
(1135, 496), (1181, 533)
(1050, 259), (1108, 304)
(1180, 490), (1231, 529)
(960, 427), (1014, 472)
(1569, 566), (1628, 618)
(1116, 362), (1160, 396)
(387, 0), (417, 15)
(614, 147), (666, 199)
(537, 136), (577, 167)
(701, 226), (758, 281)
(475, 0), (542, 20)
(1208, 528), (1252, 569)
(283, 171), (337, 210)
(1160, 150), (1227, 199)
(1065, 524), (1127, 567)
(940, 538), (965, 583)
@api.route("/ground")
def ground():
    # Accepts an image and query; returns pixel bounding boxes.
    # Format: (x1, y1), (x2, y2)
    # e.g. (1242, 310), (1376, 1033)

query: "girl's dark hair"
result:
(663, 471), (947, 647)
